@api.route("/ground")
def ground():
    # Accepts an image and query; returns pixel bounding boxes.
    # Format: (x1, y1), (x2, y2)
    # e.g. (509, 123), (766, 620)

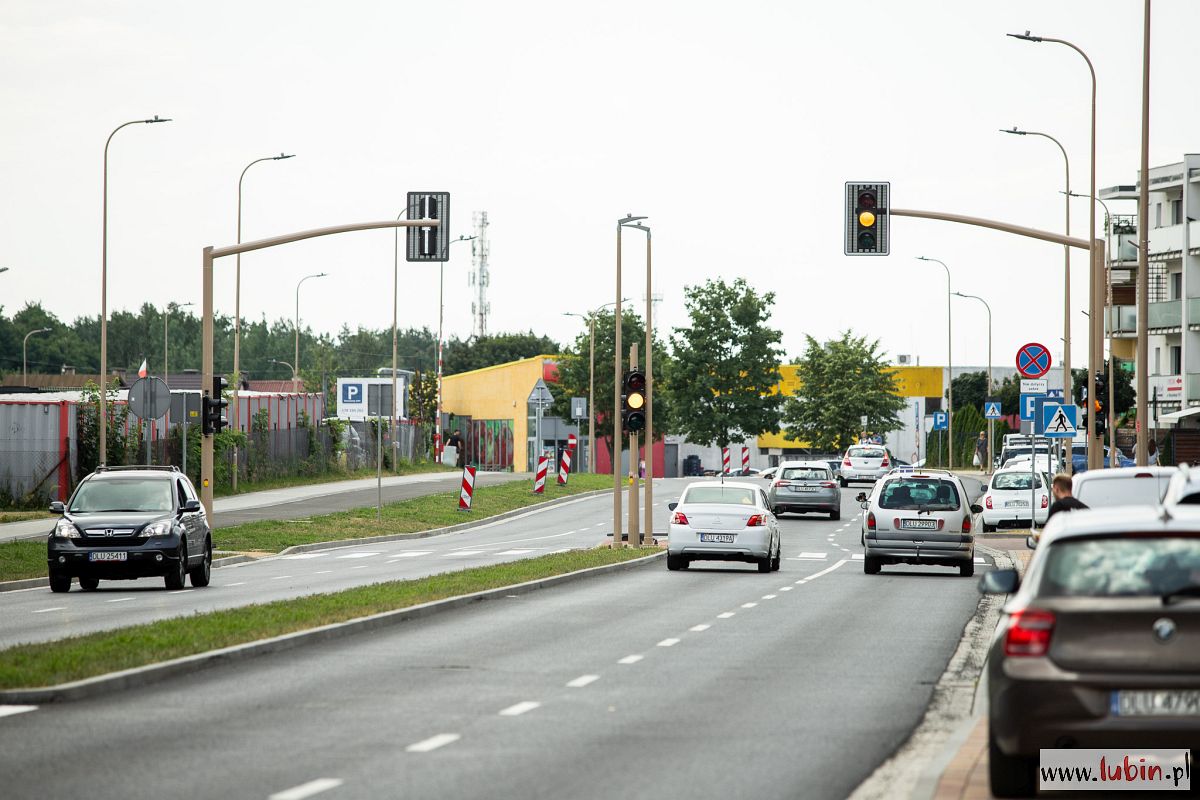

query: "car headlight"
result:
(54, 519), (80, 539)
(140, 520), (173, 538)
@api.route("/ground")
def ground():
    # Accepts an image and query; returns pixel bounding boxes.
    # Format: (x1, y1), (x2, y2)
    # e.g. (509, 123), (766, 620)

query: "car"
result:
(666, 481), (781, 573)
(1072, 465), (1176, 509)
(979, 467), (1050, 532)
(856, 470), (979, 577)
(767, 460), (840, 519)
(47, 465), (213, 593)
(979, 506), (1200, 797)
(756, 466), (779, 482)
(825, 459), (843, 481)
(994, 439), (1060, 473)
(1070, 446), (1135, 473)
(839, 444), (894, 486)
(1161, 462), (1200, 507)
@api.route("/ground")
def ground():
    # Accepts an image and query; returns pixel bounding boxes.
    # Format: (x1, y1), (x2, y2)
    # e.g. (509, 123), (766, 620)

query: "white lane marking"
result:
(0, 705), (37, 719)
(851, 554), (865, 560)
(741, 602), (757, 609)
(281, 553), (326, 560)
(689, 624), (710, 632)
(618, 654), (643, 664)
(451, 528), (578, 551)
(387, 551), (433, 559)
(974, 557), (986, 564)
(168, 589), (191, 595)
(566, 674), (600, 688)
(405, 733), (461, 753)
(838, 547), (850, 552)
(349, 565), (367, 570)
(807, 558), (850, 580)
(269, 777), (344, 800)
(225, 581), (247, 587)
(792, 552), (828, 559)
(444, 551), (485, 557)
(795, 579), (808, 585)
(313, 571), (333, 575)
(106, 597), (134, 603)
(779, 586), (793, 592)
(717, 612), (735, 619)
(499, 701), (541, 717)
(495, 549), (537, 556)
(657, 638), (680, 647)
(31, 607), (65, 614)
(271, 575), (294, 580)
(335, 552), (381, 559)
(761, 594), (777, 600)
(548, 547), (572, 554)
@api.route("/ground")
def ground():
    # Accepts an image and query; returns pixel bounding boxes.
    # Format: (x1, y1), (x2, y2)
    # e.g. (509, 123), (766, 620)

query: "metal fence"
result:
(0, 438), (67, 506)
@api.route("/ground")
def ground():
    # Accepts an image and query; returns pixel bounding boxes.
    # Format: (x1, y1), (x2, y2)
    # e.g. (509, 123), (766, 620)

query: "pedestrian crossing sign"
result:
(983, 401), (1002, 420)
(1041, 403), (1077, 438)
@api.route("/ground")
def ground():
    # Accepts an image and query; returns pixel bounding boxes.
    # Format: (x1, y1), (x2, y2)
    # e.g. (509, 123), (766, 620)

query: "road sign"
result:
(1041, 403), (1078, 438)
(570, 397), (587, 420)
(931, 410), (948, 431)
(1020, 378), (1048, 394)
(1016, 342), (1052, 379)
(983, 401), (1002, 420)
(527, 378), (554, 408)
(128, 377), (171, 420)
(405, 191), (451, 262)
(1045, 388), (1064, 399)
(1020, 393), (1045, 422)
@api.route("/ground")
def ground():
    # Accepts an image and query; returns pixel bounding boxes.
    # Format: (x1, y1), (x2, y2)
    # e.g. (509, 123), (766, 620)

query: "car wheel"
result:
(189, 537), (212, 588)
(829, 509), (841, 521)
(982, 522), (996, 533)
(667, 553), (684, 571)
(78, 576), (100, 591)
(680, 557), (691, 570)
(838, 477), (847, 488)
(770, 544), (781, 571)
(863, 556), (882, 575)
(757, 554), (771, 573)
(49, 571), (71, 593)
(165, 543), (188, 590)
(959, 561), (975, 578)
(988, 729), (1036, 798)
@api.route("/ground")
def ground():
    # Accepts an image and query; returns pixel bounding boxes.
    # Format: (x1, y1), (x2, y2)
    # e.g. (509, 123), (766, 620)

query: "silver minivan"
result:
(839, 444), (893, 486)
(857, 470), (980, 577)
(767, 460), (841, 520)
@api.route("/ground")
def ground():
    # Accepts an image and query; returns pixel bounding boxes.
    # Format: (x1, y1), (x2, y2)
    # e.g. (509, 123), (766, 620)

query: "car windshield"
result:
(991, 472), (1042, 490)
(848, 448), (884, 459)
(781, 468), (829, 481)
(1075, 478), (1165, 508)
(683, 487), (757, 506)
(879, 478), (960, 511)
(1039, 537), (1200, 597)
(69, 478), (174, 513)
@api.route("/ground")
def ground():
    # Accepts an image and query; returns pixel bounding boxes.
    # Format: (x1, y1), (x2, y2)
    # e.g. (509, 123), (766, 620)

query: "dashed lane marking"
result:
(271, 575), (294, 580)
(495, 549), (537, 556)
(387, 551), (433, 559)
(31, 607), (65, 614)
(741, 602), (757, 609)
(618, 654), (644, 665)
(852, 554), (865, 560)
(790, 552), (828, 560)
(499, 701), (541, 717)
(335, 552), (381, 559)
(280, 553), (326, 560)
(566, 675), (600, 688)
(313, 571), (333, 575)
(269, 778), (344, 800)
(405, 733), (461, 753)
(717, 612), (735, 619)
(689, 624), (710, 632)
(444, 551), (485, 557)
(225, 581), (247, 586)
(0, 705), (37, 719)
(168, 589), (192, 594)
(779, 586), (792, 592)
(349, 565), (367, 570)
(762, 594), (777, 600)
(657, 638), (680, 647)
(105, 597), (133, 603)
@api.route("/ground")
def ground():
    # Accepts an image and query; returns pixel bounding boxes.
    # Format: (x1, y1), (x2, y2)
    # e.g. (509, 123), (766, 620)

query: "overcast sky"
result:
(2, 0), (1196, 374)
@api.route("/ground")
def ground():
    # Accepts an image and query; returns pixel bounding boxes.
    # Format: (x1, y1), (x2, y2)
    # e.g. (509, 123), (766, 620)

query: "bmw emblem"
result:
(1152, 617), (1177, 644)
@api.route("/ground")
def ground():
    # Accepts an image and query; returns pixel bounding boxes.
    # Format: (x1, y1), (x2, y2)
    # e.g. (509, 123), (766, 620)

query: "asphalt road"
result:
(0, 482), (993, 800)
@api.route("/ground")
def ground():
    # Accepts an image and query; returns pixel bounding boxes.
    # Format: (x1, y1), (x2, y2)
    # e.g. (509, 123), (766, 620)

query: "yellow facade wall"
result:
(440, 355), (556, 470)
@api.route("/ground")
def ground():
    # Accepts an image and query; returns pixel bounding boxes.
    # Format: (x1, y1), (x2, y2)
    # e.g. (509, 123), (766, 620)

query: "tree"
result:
(443, 331), (560, 375)
(781, 332), (908, 453)
(666, 278), (784, 448)
(1072, 363), (1134, 416)
(950, 371), (989, 412)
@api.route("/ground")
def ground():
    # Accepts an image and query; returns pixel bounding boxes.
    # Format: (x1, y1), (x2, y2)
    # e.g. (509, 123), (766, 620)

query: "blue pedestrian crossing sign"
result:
(1041, 403), (1077, 438)
(931, 410), (948, 431)
(983, 401), (1002, 420)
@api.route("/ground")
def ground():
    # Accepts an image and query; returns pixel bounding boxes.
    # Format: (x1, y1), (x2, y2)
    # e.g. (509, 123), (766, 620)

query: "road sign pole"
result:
(628, 343), (640, 546)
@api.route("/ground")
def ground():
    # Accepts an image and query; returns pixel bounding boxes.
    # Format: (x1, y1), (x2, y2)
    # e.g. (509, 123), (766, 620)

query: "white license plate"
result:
(1113, 689), (1200, 717)
(1005, 500), (1029, 508)
(88, 551), (127, 562)
(699, 533), (736, 543)
(900, 520), (938, 530)
(791, 487), (819, 493)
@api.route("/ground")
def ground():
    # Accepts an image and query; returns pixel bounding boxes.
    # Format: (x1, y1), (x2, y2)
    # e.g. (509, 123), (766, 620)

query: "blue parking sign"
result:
(931, 410), (948, 431)
(1020, 393), (1044, 421)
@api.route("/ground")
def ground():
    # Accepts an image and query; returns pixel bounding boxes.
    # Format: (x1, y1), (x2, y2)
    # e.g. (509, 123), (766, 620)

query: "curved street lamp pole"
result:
(294, 273), (327, 392)
(564, 299), (627, 476)
(953, 293), (992, 472)
(23, 327), (52, 386)
(164, 301), (194, 388)
(916, 256), (953, 468)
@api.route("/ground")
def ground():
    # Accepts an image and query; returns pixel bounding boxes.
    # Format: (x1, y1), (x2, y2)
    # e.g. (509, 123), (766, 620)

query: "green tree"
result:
(666, 278), (784, 448)
(443, 331), (560, 375)
(950, 371), (989, 412)
(781, 332), (908, 452)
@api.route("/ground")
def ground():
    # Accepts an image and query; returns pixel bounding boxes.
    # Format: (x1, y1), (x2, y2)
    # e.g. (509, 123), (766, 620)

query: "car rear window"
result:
(878, 478), (960, 511)
(1039, 537), (1200, 597)
(991, 472), (1042, 490)
(848, 447), (884, 459)
(69, 478), (174, 513)
(1074, 478), (1165, 509)
(781, 467), (829, 481)
(683, 487), (757, 506)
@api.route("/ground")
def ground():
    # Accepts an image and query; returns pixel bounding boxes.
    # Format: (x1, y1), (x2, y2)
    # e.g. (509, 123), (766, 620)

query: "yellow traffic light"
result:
(858, 210), (876, 228)
(627, 392), (645, 410)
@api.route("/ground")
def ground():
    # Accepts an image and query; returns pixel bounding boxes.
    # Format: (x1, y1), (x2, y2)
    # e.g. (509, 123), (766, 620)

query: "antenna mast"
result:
(469, 211), (490, 338)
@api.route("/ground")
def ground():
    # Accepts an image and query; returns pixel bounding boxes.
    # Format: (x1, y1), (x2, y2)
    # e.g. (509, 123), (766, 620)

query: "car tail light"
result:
(1040, 494), (1048, 509)
(773, 480), (791, 488)
(961, 515), (971, 533)
(671, 511), (689, 525)
(746, 514), (766, 527)
(985, 495), (993, 510)
(881, 458), (890, 467)
(1004, 609), (1056, 657)
(820, 481), (836, 488)
(867, 512), (876, 531)
(843, 458), (852, 467)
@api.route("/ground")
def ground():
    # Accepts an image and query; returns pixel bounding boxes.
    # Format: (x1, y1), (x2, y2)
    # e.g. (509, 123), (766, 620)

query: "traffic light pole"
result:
(888, 208), (1104, 470)
(628, 344), (639, 545)
(199, 218), (440, 516)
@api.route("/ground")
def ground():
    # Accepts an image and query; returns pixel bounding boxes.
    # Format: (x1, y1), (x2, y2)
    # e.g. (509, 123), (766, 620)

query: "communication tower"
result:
(469, 211), (490, 338)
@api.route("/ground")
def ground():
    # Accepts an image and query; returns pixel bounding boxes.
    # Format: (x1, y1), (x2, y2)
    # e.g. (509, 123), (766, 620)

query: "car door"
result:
(759, 489), (779, 549)
(176, 478), (199, 559)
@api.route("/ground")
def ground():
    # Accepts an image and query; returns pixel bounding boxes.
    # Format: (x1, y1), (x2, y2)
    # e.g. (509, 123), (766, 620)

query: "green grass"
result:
(0, 547), (654, 690)
(0, 539), (47, 583)
(214, 461), (456, 497)
(0, 511), (53, 524)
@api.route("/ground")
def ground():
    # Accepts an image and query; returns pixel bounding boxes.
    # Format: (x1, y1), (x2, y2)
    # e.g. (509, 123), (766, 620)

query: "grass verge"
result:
(0, 547), (653, 690)
(0, 511), (53, 524)
(214, 461), (456, 497)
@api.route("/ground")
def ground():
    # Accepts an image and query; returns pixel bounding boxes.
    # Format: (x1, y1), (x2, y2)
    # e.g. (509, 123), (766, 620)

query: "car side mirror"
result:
(48, 500), (65, 514)
(970, 504), (983, 515)
(182, 499), (202, 513)
(668, 502), (678, 511)
(979, 568), (1020, 595)
(855, 492), (867, 503)
(980, 484), (988, 492)
(1026, 534), (1038, 550)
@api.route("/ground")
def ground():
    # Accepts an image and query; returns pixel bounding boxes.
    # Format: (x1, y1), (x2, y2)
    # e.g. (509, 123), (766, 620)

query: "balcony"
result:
(1148, 225), (1184, 255)
(1105, 300), (1184, 334)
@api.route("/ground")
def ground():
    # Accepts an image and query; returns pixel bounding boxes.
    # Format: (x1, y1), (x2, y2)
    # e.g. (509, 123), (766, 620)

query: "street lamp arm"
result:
(212, 219), (441, 259)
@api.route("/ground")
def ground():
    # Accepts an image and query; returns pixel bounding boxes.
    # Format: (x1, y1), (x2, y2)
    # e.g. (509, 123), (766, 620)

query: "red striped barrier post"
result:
(722, 447), (730, 474)
(742, 447), (749, 473)
(558, 446), (572, 485)
(458, 465), (476, 511)
(533, 455), (548, 494)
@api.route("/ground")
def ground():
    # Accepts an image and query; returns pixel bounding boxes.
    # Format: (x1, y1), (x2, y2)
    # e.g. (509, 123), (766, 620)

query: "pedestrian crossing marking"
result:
(787, 552), (829, 560)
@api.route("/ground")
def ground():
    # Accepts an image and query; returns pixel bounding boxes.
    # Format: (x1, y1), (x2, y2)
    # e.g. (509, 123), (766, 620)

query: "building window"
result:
(1171, 198), (1182, 226)
(1155, 203), (1162, 229)
(1172, 272), (1183, 300)
(1155, 347), (1161, 376)
(1171, 346), (1182, 376)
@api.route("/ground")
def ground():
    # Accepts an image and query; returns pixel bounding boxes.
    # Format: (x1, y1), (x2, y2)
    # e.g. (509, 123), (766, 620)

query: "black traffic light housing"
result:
(622, 369), (647, 433)
(202, 376), (229, 436)
(406, 191), (451, 262)
(845, 182), (890, 255)
(1093, 371), (1109, 437)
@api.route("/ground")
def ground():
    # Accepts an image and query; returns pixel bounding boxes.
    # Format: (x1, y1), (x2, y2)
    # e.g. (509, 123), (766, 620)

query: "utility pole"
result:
(1136, 0), (1151, 465)
(628, 343), (640, 544)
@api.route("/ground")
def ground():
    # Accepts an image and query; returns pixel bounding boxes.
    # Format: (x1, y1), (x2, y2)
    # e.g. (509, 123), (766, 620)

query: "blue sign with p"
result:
(342, 383), (362, 404)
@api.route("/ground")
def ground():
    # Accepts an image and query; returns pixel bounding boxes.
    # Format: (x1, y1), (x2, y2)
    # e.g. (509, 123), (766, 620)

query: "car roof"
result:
(89, 469), (177, 480)
(1074, 466), (1175, 483)
(1039, 504), (1200, 547)
(683, 481), (760, 491)
(778, 460), (832, 469)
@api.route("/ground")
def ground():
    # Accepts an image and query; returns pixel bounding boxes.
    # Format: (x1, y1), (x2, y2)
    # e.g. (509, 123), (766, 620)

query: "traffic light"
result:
(622, 369), (647, 433)
(202, 376), (229, 436)
(844, 182), (890, 255)
(406, 191), (451, 263)
(1093, 371), (1108, 437)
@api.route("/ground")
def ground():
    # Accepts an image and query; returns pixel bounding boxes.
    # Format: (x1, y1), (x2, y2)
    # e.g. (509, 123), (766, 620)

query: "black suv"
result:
(47, 466), (213, 593)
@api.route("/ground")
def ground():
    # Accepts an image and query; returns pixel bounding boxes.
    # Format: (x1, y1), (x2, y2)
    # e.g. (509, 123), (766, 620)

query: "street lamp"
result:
(232, 152), (295, 490)
(163, 301), (194, 388)
(294, 273), (327, 392)
(99, 115), (171, 467)
(23, 327), (52, 386)
(1009, 30), (1101, 470)
(269, 358), (296, 384)
(953, 292), (992, 472)
(1001, 126), (1073, 472)
(0, 267), (9, 274)
(614, 214), (649, 548)
(916, 256), (954, 468)
(564, 298), (628, 476)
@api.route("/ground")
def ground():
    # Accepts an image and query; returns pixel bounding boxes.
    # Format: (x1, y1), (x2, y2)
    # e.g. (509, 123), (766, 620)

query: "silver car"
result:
(767, 460), (841, 519)
(839, 444), (893, 486)
(857, 470), (979, 577)
(667, 481), (781, 573)
(1073, 466), (1176, 509)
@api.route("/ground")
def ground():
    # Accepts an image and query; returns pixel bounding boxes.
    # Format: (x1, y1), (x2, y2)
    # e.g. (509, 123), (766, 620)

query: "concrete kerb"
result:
(0, 489), (612, 593)
(847, 542), (1013, 800)
(0, 548), (664, 705)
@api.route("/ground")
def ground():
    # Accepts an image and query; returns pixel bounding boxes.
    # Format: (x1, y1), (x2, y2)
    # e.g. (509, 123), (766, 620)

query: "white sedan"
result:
(980, 468), (1050, 531)
(667, 481), (781, 572)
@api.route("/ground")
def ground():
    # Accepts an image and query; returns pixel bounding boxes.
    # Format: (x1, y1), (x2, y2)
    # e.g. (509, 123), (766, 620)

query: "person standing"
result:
(1047, 473), (1088, 520)
(974, 431), (988, 473)
(447, 428), (465, 468)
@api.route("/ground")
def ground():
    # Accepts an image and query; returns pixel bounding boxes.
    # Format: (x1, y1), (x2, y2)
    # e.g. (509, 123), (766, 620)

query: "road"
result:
(0, 481), (993, 800)
(0, 470), (529, 543)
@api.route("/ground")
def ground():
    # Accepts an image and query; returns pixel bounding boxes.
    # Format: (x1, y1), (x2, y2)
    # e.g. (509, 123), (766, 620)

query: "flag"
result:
(138, 359), (147, 378)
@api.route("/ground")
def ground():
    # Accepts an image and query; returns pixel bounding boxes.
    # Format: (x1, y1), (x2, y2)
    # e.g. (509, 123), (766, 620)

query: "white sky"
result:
(2, 0), (1197, 372)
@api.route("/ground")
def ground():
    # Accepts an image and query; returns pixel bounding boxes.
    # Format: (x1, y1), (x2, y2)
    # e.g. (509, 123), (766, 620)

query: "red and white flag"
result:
(137, 359), (148, 378)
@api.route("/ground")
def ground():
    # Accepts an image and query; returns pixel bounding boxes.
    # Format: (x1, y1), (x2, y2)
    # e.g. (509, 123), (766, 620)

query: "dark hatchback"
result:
(47, 466), (213, 592)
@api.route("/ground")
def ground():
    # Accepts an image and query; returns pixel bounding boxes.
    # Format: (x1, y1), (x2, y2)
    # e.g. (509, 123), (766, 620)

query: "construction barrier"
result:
(458, 465), (476, 511)
(533, 455), (548, 494)
(742, 446), (749, 473)
(722, 447), (730, 474)
(558, 441), (574, 485)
